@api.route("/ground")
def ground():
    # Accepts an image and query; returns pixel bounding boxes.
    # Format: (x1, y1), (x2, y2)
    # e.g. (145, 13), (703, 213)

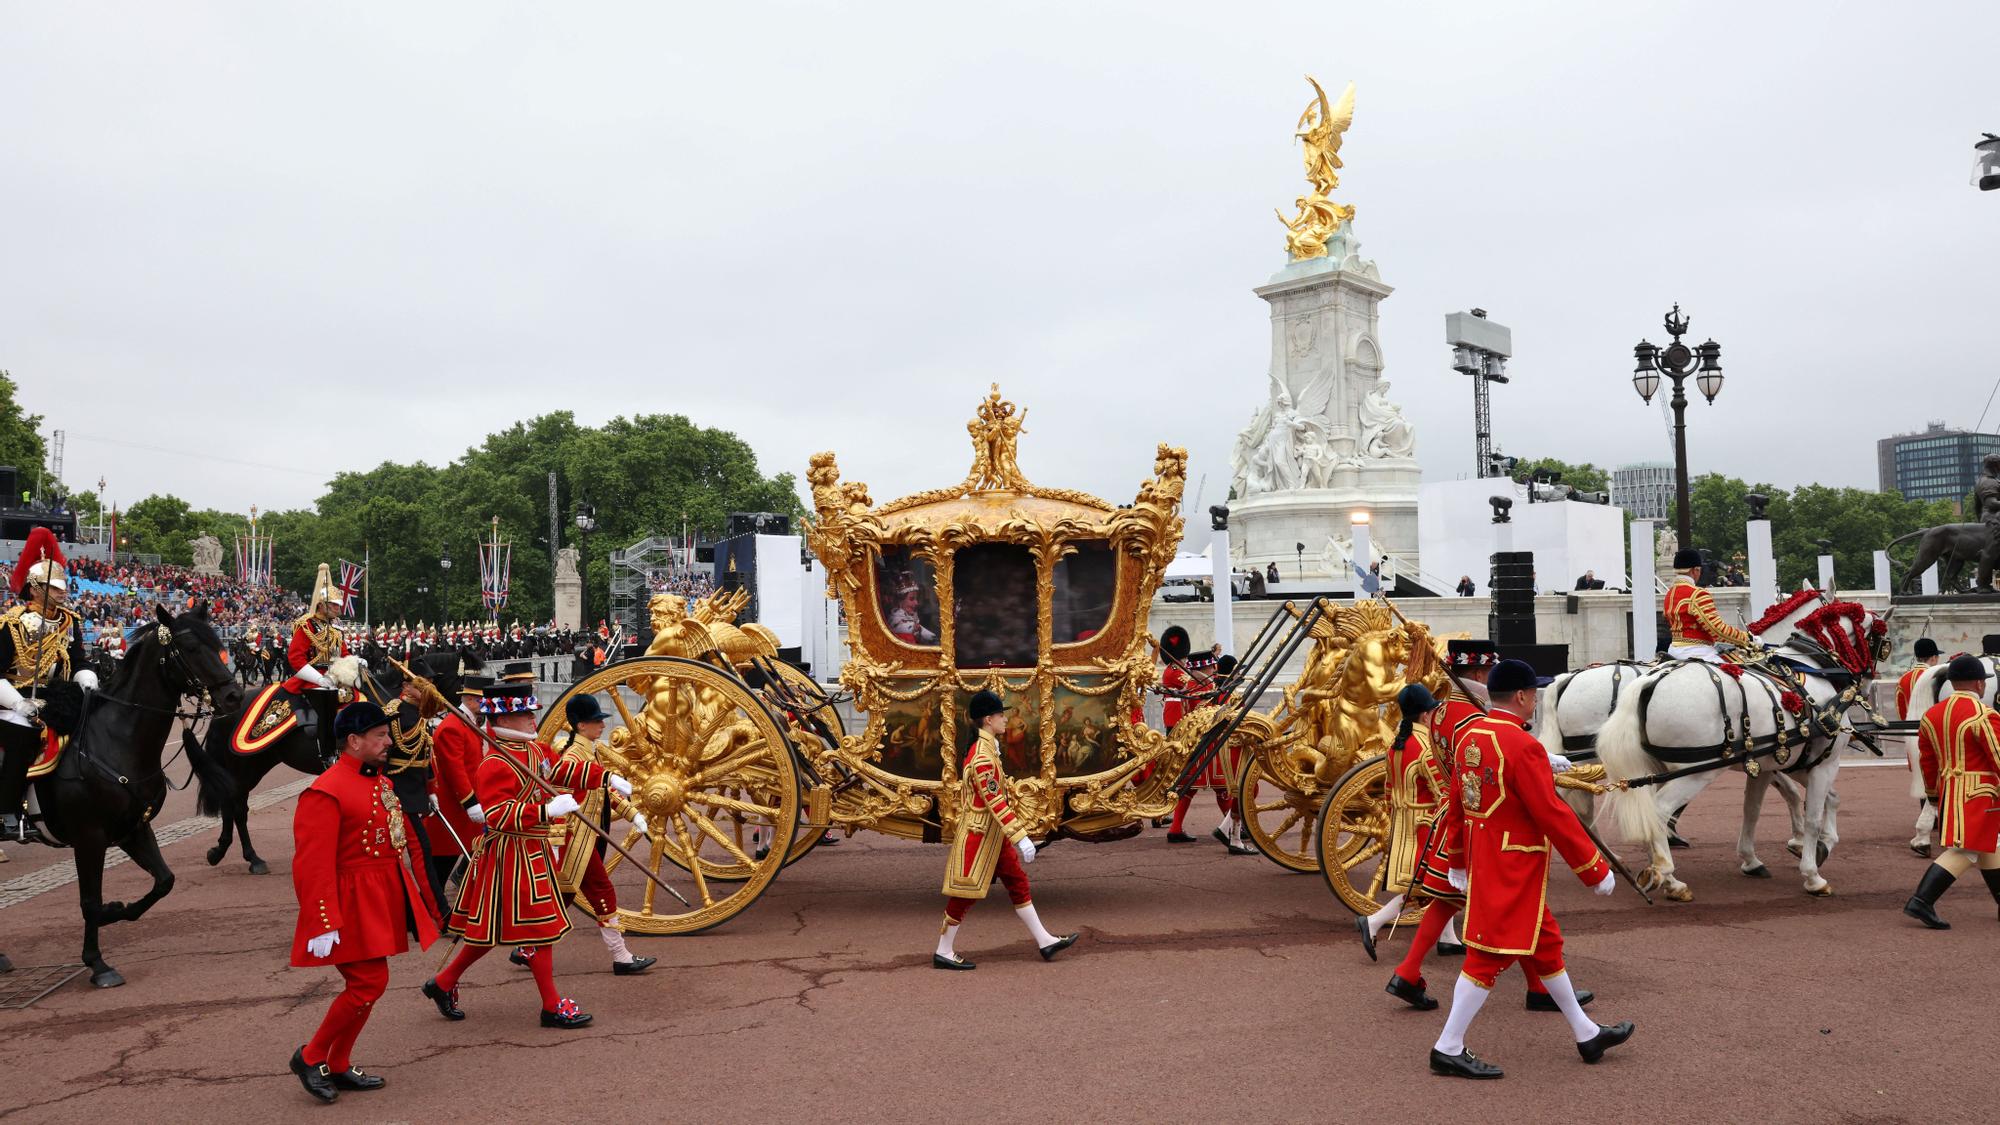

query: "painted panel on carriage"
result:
(1050, 678), (1123, 777)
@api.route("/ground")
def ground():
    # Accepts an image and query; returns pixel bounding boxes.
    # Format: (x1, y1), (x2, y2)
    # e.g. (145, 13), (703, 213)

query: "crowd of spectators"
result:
(648, 571), (717, 601)
(1, 554), (303, 656)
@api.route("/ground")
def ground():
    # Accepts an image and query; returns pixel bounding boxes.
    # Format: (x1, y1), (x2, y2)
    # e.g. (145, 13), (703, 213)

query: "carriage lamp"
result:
(1629, 303), (1727, 548)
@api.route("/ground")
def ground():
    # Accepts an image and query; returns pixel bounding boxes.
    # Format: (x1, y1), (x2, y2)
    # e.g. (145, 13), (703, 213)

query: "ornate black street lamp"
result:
(1631, 303), (1723, 546)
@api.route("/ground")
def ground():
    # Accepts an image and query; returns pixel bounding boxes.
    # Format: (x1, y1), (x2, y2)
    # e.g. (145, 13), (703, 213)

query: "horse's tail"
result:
(185, 724), (237, 818)
(1596, 679), (1666, 846)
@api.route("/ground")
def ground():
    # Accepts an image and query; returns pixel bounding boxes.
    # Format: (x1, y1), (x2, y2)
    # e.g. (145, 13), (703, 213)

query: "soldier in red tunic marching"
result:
(420, 677), (631, 1027)
(1427, 660), (1632, 1079)
(424, 665), (489, 891)
(933, 690), (1078, 970)
(288, 701), (441, 1103)
(1901, 656), (2000, 930)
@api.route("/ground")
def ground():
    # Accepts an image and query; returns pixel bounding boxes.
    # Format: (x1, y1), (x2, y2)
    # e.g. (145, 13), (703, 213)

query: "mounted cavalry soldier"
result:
(283, 563), (350, 763)
(1428, 659), (1632, 1079)
(1902, 655), (2000, 930)
(287, 700), (440, 1103)
(933, 689), (1078, 970)
(1663, 548), (1754, 662)
(0, 529), (97, 845)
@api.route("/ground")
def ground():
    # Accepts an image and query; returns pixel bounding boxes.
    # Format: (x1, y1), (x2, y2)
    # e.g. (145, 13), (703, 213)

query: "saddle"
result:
(231, 684), (339, 760)
(25, 726), (64, 780)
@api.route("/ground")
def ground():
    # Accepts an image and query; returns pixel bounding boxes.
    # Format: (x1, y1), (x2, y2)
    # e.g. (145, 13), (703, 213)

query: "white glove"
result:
(428, 793), (440, 814)
(465, 803), (487, 825)
(1592, 872), (1616, 897)
(13, 697), (38, 721)
(1448, 867), (1468, 892)
(1015, 837), (1036, 865)
(295, 664), (334, 690)
(74, 669), (99, 692)
(306, 930), (340, 959)
(544, 794), (582, 820)
(1547, 752), (1573, 773)
(630, 812), (649, 836)
(607, 773), (633, 798)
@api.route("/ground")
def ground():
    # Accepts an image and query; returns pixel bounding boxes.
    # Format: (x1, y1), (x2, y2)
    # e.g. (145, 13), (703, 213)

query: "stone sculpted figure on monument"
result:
(1357, 381), (1415, 459)
(1890, 452), (2000, 593)
(189, 534), (225, 576)
(555, 546), (581, 581)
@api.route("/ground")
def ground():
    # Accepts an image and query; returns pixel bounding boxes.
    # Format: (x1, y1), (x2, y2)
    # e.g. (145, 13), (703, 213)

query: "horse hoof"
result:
(1786, 843), (1804, 859)
(97, 902), (128, 924)
(204, 847), (224, 866)
(1805, 882), (1833, 897)
(1665, 885), (1694, 903)
(1816, 844), (1830, 866)
(91, 969), (125, 989)
(248, 860), (270, 876)
(1744, 864), (1771, 879)
(0, 952), (13, 973)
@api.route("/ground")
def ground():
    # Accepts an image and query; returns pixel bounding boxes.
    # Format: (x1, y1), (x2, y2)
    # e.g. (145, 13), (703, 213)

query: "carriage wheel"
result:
(539, 657), (800, 935)
(1317, 756), (1423, 923)
(766, 660), (847, 869)
(1236, 754), (1324, 874)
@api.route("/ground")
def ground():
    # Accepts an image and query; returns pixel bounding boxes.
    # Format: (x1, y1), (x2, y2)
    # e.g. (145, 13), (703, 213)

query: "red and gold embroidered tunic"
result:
(281, 612), (346, 694)
(289, 754), (440, 966)
(1663, 576), (1752, 648)
(424, 709), (484, 858)
(1919, 691), (2000, 854)
(446, 737), (605, 946)
(941, 730), (1029, 900)
(1437, 711), (1611, 956)
(1897, 663), (1934, 721)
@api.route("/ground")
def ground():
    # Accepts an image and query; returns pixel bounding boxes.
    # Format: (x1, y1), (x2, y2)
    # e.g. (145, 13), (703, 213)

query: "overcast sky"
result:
(4, 2), (1995, 522)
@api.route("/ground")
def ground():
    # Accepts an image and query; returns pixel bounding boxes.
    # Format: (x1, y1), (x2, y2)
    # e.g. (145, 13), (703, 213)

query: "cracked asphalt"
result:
(0, 758), (1988, 1124)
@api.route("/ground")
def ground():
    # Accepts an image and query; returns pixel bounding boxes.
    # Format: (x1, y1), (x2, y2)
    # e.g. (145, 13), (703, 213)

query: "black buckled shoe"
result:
(508, 947), (534, 968)
(540, 998), (593, 1028)
(1527, 988), (1593, 1011)
(289, 1047), (339, 1103)
(1429, 1048), (1502, 1079)
(1576, 1021), (1635, 1063)
(932, 953), (976, 970)
(1039, 933), (1079, 961)
(1385, 973), (1437, 1011)
(421, 977), (465, 1021)
(329, 1067), (385, 1092)
(1212, 827), (1229, 843)
(1166, 831), (1195, 843)
(1437, 939), (1466, 956)
(1354, 915), (1377, 962)
(613, 956), (657, 976)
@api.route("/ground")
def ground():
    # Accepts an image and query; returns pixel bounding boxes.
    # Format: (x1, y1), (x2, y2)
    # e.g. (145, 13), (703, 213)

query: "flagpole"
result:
(363, 540), (371, 633)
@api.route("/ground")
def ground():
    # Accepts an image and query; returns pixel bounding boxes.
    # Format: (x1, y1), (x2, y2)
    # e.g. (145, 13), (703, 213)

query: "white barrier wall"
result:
(1418, 477), (1627, 596)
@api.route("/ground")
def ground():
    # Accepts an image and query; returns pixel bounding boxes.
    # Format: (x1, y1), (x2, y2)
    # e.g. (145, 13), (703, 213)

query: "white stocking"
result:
(936, 918), (960, 959)
(1440, 915), (1460, 945)
(1014, 902), (1059, 947)
(1433, 973), (1491, 1055)
(1539, 970), (1601, 1041)
(1365, 894), (1405, 939)
(599, 926), (634, 964)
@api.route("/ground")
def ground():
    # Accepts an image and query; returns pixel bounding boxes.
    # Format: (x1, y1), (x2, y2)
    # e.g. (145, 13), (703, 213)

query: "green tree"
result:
(1687, 473), (1957, 591)
(0, 372), (49, 493)
(1514, 457), (1609, 495)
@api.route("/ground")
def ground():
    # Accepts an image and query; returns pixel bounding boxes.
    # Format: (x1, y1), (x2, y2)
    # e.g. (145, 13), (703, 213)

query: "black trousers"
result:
(0, 720), (43, 817)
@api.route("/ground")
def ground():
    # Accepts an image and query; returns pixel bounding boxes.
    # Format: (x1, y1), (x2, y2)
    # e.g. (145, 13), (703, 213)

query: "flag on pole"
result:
(337, 559), (366, 616)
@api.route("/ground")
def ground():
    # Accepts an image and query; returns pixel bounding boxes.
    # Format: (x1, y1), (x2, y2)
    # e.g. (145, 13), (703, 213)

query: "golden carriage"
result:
(540, 388), (1447, 934)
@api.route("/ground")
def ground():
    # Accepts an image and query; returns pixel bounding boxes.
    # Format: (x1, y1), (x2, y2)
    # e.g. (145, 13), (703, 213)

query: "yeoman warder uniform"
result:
(1902, 656), (2000, 930)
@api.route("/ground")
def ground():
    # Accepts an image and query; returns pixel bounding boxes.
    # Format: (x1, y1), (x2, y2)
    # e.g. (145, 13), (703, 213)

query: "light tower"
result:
(1446, 309), (1513, 477)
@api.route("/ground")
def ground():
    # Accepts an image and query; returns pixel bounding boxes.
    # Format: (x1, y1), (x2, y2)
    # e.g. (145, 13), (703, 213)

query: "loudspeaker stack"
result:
(1488, 550), (1537, 648)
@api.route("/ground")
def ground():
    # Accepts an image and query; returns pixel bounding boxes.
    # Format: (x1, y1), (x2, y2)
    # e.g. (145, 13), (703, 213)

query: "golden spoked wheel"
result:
(1318, 755), (1421, 923)
(763, 660), (848, 869)
(539, 656), (799, 935)
(1237, 753), (1325, 874)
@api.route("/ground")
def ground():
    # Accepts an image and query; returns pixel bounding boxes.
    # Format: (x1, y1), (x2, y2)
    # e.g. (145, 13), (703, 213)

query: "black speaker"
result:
(1503, 643), (1570, 677)
(1489, 614), (1537, 647)
(0, 466), (15, 504)
(1489, 551), (1533, 566)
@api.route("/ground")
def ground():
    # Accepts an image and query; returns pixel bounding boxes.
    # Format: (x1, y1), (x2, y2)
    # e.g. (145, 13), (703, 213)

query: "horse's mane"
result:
(1748, 589), (1823, 637)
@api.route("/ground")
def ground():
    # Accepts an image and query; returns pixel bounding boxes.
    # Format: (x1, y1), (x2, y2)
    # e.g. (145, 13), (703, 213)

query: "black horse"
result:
(192, 649), (467, 876)
(0, 604), (241, 987)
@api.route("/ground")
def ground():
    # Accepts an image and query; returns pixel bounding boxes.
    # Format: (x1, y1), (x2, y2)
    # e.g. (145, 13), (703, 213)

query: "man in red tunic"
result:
(1662, 548), (1753, 662)
(420, 678), (631, 1027)
(1428, 659), (1632, 1079)
(1898, 638), (1943, 856)
(283, 563), (349, 764)
(288, 700), (440, 1103)
(1902, 656), (2000, 929)
(424, 668), (489, 891)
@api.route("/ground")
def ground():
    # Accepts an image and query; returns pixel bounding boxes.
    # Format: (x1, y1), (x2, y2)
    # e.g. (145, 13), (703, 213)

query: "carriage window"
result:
(875, 548), (940, 648)
(1052, 540), (1117, 644)
(953, 544), (1039, 668)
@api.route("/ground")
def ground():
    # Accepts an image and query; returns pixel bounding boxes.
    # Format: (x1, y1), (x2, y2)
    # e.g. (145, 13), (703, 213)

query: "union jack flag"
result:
(336, 559), (366, 615)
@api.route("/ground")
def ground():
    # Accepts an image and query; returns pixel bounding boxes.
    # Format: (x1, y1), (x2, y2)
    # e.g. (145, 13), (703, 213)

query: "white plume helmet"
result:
(310, 563), (340, 609)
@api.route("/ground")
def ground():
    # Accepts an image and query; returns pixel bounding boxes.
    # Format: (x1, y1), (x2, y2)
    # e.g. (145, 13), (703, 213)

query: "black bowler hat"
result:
(459, 673), (494, 698)
(968, 690), (1006, 723)
(565, 694), (609, 725)
(1673, 548), (1703, 570)
(1947, 655), (1989, 682)
(1984, 635), (2000, 656)
(1487, 659), (1539, 695)
(1914, 638), (1940, 659)
(333, 701), (393, 740)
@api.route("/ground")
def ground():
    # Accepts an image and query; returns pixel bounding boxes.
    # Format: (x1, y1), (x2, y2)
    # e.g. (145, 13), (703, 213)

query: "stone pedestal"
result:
(553, 546), (583, 631)
(1231, 488), (1417, 585)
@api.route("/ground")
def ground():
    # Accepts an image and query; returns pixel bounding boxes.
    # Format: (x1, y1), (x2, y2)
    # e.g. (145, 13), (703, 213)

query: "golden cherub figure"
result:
(1276, 77), (1357, 261)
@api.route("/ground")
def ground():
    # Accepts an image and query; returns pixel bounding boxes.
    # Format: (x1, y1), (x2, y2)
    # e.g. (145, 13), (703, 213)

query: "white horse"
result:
(1543, 593), (1834, 854)
(1596, 599), (1889, 900)
(1911, 656), (2000, 712)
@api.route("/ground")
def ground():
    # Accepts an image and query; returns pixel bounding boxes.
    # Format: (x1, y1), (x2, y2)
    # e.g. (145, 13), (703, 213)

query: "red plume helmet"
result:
(10, 527), (67, 595)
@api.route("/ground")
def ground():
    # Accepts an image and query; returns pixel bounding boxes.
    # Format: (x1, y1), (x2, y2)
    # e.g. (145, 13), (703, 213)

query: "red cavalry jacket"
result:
(425, 709), (485, 858)
(280, 618), (346, 695)
(1663, 578), (1751, 648)
(1919, 691), (2000, 853)
(290, 753), (440, 966)
(1439, 710), (1610, 956)
(446, 735), (605, 946)
(1897, 664), (1933, 721)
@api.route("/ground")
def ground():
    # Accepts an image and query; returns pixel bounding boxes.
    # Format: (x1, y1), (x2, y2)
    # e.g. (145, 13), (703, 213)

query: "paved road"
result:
(0, 757), (1983, 1123)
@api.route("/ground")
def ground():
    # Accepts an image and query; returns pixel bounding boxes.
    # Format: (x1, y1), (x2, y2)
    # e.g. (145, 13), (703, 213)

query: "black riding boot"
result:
(1903, 864), (1956, 930)
(1980, 867), (2000, 923)
(0, 727), (43, 845)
